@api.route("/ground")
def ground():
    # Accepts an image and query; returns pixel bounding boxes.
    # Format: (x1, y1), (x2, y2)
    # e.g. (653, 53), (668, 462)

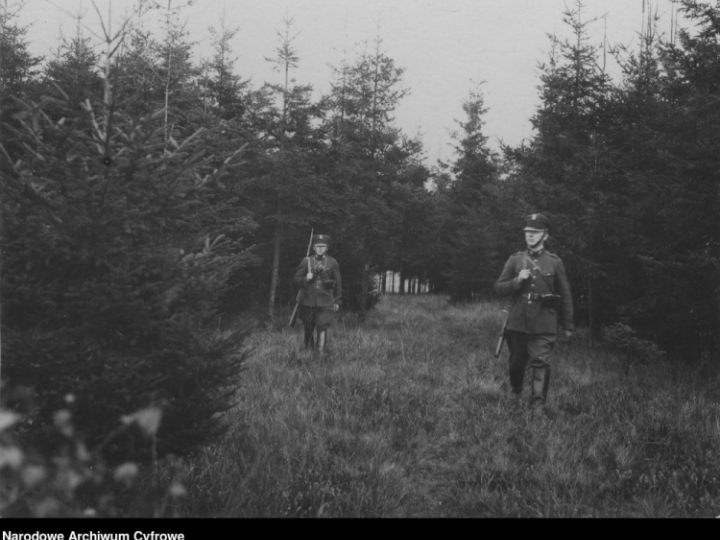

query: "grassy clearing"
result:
(169, 294), (720, 517)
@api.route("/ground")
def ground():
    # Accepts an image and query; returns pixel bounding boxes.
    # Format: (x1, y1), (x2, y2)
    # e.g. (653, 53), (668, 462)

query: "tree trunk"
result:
(163, 1), (173, 149)
(267, 199), (282, 323)
(360, 261), (370, 320)
(588, 273), (597, 347)
(267, 21), (292, 326)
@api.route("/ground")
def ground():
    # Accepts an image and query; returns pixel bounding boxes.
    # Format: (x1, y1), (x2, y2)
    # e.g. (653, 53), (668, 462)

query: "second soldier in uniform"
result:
(494, 213), (574, 414)
(294, 234), (342, 356)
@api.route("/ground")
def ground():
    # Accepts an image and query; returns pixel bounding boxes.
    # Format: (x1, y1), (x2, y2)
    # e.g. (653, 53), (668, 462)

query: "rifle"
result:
(289, 228), (314, 327)
(494, 309), (509, 358)
(493, 255), (527, 357)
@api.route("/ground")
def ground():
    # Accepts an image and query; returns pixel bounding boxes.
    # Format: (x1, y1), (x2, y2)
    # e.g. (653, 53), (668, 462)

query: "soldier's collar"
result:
(528, 248), (544, 257)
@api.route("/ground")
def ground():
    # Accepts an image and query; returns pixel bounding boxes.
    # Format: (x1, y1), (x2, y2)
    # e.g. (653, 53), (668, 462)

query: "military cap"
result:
(523, 213), (552, 232)
(312, 234), (331, 246)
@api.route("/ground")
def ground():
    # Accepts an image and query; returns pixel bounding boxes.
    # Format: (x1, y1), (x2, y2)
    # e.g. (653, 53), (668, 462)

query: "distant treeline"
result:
(0, 0), (717, 470)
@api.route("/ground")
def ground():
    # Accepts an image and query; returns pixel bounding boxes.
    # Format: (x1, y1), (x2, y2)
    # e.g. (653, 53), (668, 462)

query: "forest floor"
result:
(173, 294), (720, 517)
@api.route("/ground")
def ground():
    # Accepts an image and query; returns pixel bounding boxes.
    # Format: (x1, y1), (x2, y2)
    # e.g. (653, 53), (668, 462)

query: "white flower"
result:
(114, 462), (139, 485)
(22, 465), (47, 487)
(121, 407), (162, 436)
(0, 446), (24, 469)
(168, 482), (187, 498)
(0, 410), (21, 432)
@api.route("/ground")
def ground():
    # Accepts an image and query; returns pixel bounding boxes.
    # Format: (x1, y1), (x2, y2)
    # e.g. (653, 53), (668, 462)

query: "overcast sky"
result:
(16, 0), (683, 165)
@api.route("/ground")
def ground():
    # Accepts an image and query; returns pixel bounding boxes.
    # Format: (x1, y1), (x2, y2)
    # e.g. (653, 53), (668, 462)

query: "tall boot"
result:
(509, 364), (525, 396)
(506, 330), (529, 397)
(530, 366), (551, 408)
(304, 330), (315, 349)
(317, 330), (327, 356)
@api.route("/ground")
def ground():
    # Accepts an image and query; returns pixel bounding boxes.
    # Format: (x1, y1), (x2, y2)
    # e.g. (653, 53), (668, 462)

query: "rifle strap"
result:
(523, 252), (555, 293)
(310, 256), (327, 272)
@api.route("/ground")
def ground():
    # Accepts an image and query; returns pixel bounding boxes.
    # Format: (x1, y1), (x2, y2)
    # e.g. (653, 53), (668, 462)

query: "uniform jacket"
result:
(494, 249), (574, 335)
(294, 255), (342, 308)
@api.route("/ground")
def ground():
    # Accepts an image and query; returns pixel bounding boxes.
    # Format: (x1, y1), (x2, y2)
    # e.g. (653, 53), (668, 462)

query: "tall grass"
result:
(168, 295), (720, 517)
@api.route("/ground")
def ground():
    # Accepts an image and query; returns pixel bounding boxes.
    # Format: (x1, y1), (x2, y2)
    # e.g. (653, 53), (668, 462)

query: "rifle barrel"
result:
(289, 229), (314, 327)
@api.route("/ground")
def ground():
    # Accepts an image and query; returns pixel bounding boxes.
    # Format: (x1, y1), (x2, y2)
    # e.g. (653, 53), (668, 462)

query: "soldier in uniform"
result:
(494, 213), (574, 414)
(293, 234), (342, 355)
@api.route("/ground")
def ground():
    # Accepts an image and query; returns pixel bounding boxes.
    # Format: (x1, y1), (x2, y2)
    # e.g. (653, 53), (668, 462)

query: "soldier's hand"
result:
(306, 272), (313, 281)
(518, 269), (531, 281)
(564, 330), (574, 339)
(333, 303), (339, 312)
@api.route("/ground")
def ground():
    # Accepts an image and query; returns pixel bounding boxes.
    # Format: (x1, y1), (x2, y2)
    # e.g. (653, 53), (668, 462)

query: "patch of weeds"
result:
(600, 322), (666, 373)
(0, 401), (186, 517)
(277, 457), (407, 518)
(153, 296), (720, 517)
(280, 463), (343, 518)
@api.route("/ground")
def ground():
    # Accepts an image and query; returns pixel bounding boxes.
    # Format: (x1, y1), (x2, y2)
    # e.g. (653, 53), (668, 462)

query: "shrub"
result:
(600, 322), (666, 364)
(0, 399), (188, 517)
(0, 83), (254, 465)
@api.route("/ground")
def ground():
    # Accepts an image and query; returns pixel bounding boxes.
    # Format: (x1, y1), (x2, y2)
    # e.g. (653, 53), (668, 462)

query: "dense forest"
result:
(0, 0), (718, 516)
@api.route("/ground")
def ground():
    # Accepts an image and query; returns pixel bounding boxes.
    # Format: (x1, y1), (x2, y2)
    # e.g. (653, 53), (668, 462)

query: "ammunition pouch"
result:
(322, 279), (336, 291)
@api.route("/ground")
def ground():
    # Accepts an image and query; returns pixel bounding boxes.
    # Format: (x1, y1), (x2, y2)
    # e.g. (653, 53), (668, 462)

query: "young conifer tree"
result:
(265, 15), (300, 323)
(506, 1), (613, 337)
(244, 15), (329, 323)
(324, 32), (413, 316)
(201, 17), (248, 121)
(0, 6), (253, 464)
(0, 0), (43, 159)
(443, 83), (500, 301)
(608, 0), (720, 366)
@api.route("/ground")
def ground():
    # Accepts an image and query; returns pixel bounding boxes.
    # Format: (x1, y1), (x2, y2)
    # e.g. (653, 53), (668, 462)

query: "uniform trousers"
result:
(505, 330), (556, 394)
(298, 305), (334, 336)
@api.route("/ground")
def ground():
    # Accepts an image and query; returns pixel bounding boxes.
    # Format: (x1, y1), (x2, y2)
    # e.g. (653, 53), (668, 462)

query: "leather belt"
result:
(522, 293), (543, 301)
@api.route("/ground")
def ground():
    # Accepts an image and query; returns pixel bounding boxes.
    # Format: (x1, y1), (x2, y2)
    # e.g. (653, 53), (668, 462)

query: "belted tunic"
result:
(494, 249), (574, 335)
(294, 255), (342, 307)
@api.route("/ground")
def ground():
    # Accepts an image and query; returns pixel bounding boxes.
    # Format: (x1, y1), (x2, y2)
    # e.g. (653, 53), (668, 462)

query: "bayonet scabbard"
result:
(494, 310), (509, 358)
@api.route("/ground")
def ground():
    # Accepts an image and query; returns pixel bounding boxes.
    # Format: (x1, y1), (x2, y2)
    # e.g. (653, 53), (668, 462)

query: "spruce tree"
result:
(0, 0), (43, 159)
(1, 15), (254, 463)
(442, 83), (500, 301)
(607, 0), (720, 366)
(324, 35), (415, 315)
(506, 1), (614, 337)
(240, 16), (330, 322)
